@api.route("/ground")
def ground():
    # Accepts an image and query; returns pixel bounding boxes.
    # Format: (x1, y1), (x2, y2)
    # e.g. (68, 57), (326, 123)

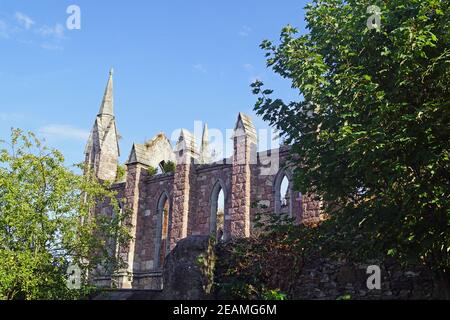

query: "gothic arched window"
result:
(210, 180), (227, 241)
(155, 192), (171, 269)
(156, 161), (165, 174)
(280, 176), (289, 209)
(274, 171), (293, 217)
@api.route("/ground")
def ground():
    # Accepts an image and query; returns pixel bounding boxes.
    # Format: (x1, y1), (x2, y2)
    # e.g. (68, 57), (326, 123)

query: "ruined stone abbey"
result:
(85, 70), (322, 290)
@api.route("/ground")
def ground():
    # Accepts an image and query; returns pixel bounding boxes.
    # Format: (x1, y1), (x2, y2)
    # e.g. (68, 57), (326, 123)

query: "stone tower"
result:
(84, 69), (120, 181)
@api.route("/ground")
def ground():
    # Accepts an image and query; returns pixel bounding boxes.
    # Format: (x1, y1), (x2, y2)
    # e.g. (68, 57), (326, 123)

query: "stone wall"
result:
(284, 258), (436, 300)
(94, 236), (439, 300)
(133, 173), (174, 276)
(213, 240), (439, 300)
(89, 112), (323, 290)
(189, 162), (233, 237)
(161, 236), (215, 300)
(250, 148), (304, 226)
(93, 146), (323, 289)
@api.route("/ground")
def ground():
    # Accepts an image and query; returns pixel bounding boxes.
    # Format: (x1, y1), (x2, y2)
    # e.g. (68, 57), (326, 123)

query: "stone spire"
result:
(98, 68), (114, 116)
(200, 123), (212, 164)
(84, 69), (120, 181)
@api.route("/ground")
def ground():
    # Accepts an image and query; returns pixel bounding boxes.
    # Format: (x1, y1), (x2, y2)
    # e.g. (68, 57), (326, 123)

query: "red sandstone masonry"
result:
(190, 162), (232, 237)
(135, 173), (174, 273)
(86, 73), (321, 290)
(87, 104), (322, 289)
(93, 144), (322, 290)
(171, 152), (194, 246)
(230, 133), (256, 238)
(121, 163), (148, 288)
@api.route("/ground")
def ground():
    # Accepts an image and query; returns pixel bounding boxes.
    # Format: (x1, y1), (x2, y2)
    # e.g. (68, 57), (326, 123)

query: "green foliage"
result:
(214, 212), (315, 300)
(162, 161), (176, 174)
(0, 129), (131, 300)
(147, 166), (158, 177)
(262, 289), (287, 301)
(337, 294), (352, 300)
(115, 165), (126, 182)
(253, 0), (449, 291)
(196, 254), (206, 267)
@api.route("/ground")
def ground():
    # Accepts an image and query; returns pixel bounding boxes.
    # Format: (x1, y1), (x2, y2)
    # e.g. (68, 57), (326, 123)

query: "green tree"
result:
(0, 129), (131, 300)
(253, 0), (449, 295)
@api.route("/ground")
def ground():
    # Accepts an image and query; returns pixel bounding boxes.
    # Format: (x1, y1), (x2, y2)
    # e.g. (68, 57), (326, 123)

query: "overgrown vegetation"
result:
(0, 129), (131, 300)
(116, 164), (126, 182)
(147, 161), (175, 177)
(147, 166), (158, 177)
(251, 0), (449, 297)
(162, 161), (176, 174)
(214, 212), (316, 300)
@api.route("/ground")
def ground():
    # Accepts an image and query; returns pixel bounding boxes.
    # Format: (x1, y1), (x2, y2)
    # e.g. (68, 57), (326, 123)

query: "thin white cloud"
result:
(15, 12), (34, 30)
(36, 23), (65, 39)
(39, 125), (89, 141)
(238, 25), (252, 37)
(0, 11), (67, 50)
(193, 63), (207, 73)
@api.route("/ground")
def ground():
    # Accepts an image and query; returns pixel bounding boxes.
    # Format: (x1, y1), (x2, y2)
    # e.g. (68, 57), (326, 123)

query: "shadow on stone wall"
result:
(94, 235), (441, 300)
(161, 235), (215, 300)
(93, 235), (214, 300)
(214, 239), (441, 300)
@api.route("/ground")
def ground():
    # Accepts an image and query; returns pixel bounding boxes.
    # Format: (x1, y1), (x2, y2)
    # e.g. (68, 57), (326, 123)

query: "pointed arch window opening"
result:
(280, 176), (290, 209)
(210, 182), (227, 242)
(275, 171), (296, 218)
(155, 193), (171, 270)
(157, 161), (166, 174)
(113, 201), (125, 263)
(159, 200), (170, 267)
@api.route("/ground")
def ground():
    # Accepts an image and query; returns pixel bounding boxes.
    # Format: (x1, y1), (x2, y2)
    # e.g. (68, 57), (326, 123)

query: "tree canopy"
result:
(0, 129), (130, 299)
(253, 0), (449, 293)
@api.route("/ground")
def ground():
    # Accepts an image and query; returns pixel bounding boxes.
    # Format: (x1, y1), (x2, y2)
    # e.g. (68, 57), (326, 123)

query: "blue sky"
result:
(0, 0), (308, 167)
